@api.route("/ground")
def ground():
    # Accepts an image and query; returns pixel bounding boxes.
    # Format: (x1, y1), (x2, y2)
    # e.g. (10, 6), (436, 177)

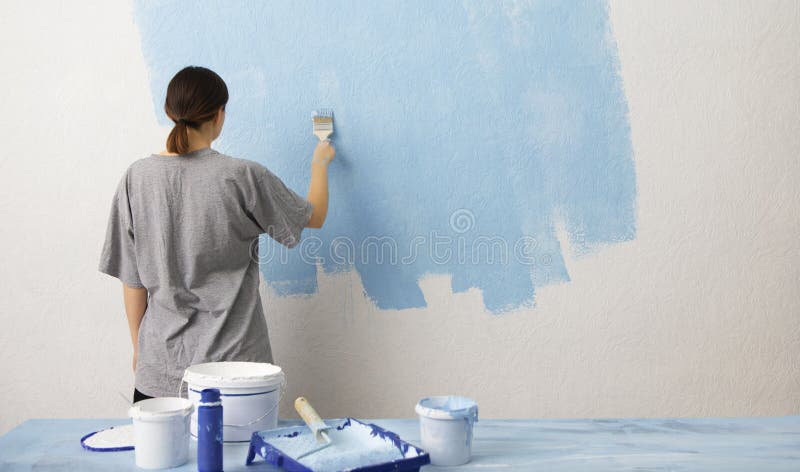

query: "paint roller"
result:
(294, 396), (333, 459)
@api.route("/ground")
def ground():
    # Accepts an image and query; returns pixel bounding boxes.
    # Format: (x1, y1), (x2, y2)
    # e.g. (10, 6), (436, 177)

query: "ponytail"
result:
(166, 121), (192, 154)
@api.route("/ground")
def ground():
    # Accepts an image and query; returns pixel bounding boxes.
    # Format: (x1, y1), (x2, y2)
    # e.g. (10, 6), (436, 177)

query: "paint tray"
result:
(246, 418), (430, 472)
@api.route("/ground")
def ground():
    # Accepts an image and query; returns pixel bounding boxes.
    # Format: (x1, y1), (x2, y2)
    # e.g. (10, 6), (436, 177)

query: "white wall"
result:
(1, 0), (798, 435)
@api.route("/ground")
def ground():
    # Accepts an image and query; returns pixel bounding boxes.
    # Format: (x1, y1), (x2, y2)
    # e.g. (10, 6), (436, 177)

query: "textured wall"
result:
(1, 0), (799, 435)
(132, 0), (636, 313)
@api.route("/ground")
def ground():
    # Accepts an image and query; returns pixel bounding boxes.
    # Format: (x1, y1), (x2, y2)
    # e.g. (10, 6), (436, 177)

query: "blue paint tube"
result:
(197, 388), (223, 472)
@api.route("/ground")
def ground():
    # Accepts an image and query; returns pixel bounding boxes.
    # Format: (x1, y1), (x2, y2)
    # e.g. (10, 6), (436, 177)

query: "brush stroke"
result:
(132, 0), (636, 313)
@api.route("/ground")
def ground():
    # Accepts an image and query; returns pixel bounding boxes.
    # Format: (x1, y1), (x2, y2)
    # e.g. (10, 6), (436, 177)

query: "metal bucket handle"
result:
(178, 375), (286, 428)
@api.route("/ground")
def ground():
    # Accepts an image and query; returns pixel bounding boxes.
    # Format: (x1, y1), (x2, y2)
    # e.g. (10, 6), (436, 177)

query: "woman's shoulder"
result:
(219, 154), (271, 178)
(130, 149), (270, 181)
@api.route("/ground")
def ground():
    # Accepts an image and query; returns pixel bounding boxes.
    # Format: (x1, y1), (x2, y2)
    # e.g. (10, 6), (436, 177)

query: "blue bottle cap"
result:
(200, 388), (221, 403)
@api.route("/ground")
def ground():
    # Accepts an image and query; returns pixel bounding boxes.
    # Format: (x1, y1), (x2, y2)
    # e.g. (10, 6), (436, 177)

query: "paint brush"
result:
(312, 109), (334, 141)
(294, 396), (333, 459)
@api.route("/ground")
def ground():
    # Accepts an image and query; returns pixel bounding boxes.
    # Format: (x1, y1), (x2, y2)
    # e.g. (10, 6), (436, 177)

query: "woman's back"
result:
(100, 146), (313, 396)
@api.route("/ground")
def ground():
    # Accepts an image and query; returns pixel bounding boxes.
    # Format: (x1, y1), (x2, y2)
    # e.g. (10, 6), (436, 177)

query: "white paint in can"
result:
(183, 361), (285, 443)
(128, 397), (194, 470)
(415, 396), (479, 466)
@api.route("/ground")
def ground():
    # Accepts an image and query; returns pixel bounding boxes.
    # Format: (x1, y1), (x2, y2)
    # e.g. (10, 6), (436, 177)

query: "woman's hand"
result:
(312, 140), (335, 167)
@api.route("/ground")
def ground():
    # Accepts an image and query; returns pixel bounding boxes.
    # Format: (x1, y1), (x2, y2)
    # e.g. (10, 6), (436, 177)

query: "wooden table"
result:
(1, 416), (798, 470)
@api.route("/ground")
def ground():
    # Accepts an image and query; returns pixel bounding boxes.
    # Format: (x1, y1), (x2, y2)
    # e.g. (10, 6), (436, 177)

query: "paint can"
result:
(415, 396), (478, 466)
(182, 361), (285, 442)
(128, 397), (194, 470)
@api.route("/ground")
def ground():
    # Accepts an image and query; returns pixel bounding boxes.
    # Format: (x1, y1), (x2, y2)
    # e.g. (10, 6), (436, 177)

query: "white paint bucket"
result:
(415, 396), (479, 466)
(128, 397), (194, 470)
(182, 361), (285, 443)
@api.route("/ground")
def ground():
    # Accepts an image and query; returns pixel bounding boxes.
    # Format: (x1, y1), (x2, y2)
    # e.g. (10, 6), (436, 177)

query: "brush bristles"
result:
(313, 108), (333, 119)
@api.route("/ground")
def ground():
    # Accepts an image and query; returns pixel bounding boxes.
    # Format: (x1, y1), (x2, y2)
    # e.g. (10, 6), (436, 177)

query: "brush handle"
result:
(295, 397), (329, 440)
(314, 130), (333, 141)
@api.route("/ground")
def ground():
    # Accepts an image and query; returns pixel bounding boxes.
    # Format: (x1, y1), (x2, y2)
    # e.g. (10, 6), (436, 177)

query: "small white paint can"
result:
(128, 397), (194, 470)
(182, 361), (285, 442)
(415, 396), (479, 466)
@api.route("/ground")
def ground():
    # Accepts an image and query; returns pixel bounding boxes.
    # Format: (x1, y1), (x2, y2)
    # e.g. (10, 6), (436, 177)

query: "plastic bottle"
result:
(197, 388), (223, 472)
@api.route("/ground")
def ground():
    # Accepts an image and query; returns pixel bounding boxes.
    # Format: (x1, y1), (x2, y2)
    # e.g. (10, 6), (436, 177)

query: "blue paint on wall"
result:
(132, 1), (636, 313)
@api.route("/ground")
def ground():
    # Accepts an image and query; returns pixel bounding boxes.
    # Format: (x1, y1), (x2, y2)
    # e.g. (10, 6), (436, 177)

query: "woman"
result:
(99, 66), (334, 402)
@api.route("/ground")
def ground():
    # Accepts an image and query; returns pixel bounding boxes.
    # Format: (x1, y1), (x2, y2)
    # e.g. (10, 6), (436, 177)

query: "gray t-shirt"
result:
(99, 147), (313, 397)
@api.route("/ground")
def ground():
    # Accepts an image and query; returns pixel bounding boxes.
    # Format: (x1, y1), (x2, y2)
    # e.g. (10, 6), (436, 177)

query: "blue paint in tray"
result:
(246, 418), (430, 472)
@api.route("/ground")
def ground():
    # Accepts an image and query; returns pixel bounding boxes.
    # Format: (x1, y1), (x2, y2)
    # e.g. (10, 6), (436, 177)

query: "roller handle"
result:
(294, 397), (330, 443)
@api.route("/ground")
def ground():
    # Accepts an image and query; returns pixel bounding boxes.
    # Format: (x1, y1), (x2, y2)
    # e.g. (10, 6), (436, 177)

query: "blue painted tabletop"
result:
(1, 416), (799, 471)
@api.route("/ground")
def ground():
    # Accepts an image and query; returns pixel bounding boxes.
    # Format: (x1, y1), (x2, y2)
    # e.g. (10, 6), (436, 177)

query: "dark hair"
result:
(164, 66), (229, 154)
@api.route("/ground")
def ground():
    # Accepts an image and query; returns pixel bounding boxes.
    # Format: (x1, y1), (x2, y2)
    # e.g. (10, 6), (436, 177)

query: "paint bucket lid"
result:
(183, 361), (285, 389)
(129, 397), (194, 420)
(415, 396), (478, 422)
(80, 423), (135, 451)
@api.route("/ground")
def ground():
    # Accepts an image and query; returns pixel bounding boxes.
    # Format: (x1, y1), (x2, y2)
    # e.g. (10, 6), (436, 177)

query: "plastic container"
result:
(129, 397), (194, 470)
(183, 361), (285, 442)
(415, 396), (479, 466)
(197, 388), (223, 472)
